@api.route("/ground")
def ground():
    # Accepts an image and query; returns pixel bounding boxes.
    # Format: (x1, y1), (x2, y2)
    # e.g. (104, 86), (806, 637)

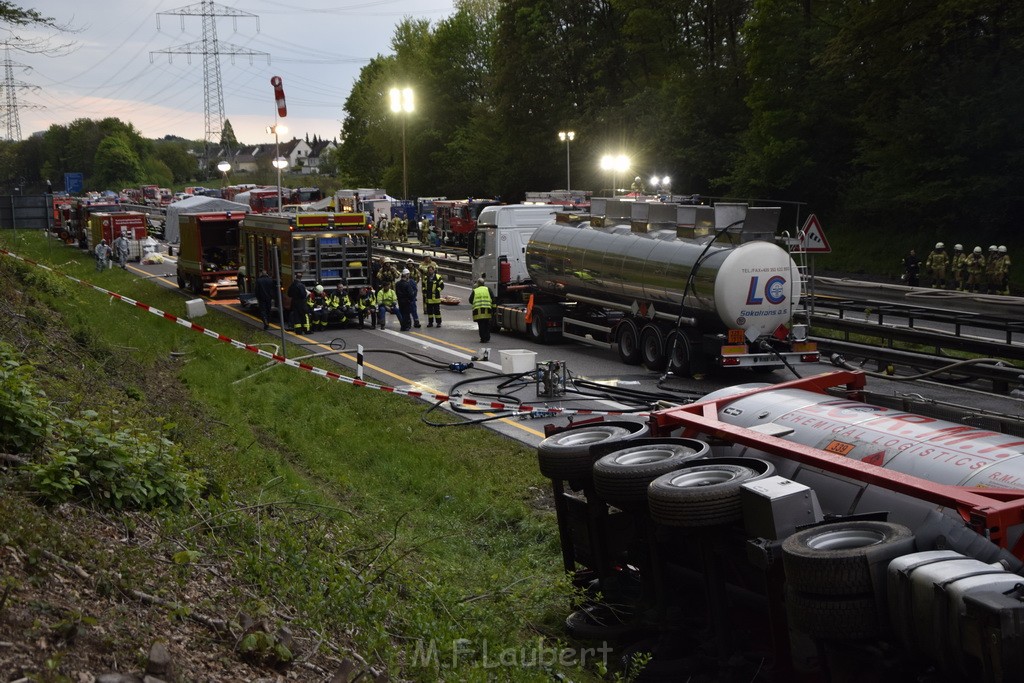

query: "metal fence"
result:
(0, 195), (52, 231)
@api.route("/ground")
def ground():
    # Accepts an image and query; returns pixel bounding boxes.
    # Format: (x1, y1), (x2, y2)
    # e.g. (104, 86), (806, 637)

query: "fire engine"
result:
(433, 198), (503, 246)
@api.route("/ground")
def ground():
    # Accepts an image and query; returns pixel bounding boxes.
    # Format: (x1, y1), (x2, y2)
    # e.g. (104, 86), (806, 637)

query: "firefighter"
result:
(356, 287), (376, 328)
(310, 284), (330, 329)
(985, 245), (1001, 293)
(469, 277), (493, 343)
(405, 259), (422, 328)
(966, 247), (986, 292)
(423, 264), (445, 328)
(951, 244), (967, 291)
(287, 273), (311, 333)
(112, 231), (130, 269)
(999, 245), (1011, 295)
(327, 282), (357, 326)
(924, 242), (948, 288)
(375, 282), (400, 329)
(377, 258), (400, 288)
(395, 269), (417, 331)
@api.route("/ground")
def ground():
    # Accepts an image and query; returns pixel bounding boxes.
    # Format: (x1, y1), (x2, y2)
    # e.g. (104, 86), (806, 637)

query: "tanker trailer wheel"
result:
(537, 421), (650, 483)
(616, 320), (641, 365)
(176, 271), (186, 289)
(665, 330), (691, 377)
(639, 324), (667, 371)
(592, 440), (708, 508)
(646, 461), (763, 527)
(781, 521), (915, 597)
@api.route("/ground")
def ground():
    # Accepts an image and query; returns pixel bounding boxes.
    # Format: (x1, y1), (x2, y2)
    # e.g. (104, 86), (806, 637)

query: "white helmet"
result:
(999, 245), (1007, 253)
(974, 246), (983, 254)
(935, 242), (944, 249)
(954, 244), (963, 251)
(314, 284), (324, 294)
(989, 245), (998, 252)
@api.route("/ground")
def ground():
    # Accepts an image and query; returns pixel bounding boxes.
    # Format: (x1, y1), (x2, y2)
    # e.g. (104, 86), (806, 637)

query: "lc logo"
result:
(746, 275), (787, 305)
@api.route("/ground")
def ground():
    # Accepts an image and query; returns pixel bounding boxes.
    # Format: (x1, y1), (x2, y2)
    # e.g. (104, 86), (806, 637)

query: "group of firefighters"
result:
(374, 213), (412, 242)
(285, 256), (446, 334)
(907, 242), (1012, 294)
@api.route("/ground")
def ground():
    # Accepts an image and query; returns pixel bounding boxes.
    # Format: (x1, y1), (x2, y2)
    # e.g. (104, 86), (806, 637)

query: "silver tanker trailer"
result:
(470, 199), (819, 374)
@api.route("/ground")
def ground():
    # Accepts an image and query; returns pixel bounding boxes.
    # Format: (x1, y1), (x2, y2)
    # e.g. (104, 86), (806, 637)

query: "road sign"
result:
(795, 214), (831, 253)
(64, 172), (83, 194)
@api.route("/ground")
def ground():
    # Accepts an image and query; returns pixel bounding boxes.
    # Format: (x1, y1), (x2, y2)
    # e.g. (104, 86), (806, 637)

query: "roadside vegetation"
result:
(0, 231), (604, 681)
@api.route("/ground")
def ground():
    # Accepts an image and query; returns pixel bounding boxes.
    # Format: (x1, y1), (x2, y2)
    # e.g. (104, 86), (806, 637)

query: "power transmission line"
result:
(151, 0), (269, 168)
(0, 43), (43, 141)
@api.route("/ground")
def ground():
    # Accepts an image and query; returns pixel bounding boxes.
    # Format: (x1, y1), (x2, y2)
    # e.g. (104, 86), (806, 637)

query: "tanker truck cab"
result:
(470, 204), (559, 295)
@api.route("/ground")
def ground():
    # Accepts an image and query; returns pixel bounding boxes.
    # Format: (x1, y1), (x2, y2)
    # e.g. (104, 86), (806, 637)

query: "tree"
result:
(92, 133), (143, 189)
(220, 119), (238, 151)
(153, 141), (195, 184)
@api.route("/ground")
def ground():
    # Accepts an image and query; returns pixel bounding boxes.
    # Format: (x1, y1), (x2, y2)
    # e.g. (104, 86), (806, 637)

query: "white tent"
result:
(164, 195), (249, 243)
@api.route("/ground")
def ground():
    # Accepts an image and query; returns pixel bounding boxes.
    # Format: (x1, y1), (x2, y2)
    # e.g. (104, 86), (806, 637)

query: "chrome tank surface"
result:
(525, 221), (801, 339)
(701, 385), (1024, 488)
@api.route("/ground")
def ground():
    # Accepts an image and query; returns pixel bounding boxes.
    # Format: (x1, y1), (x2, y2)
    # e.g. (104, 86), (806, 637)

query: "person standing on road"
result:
(94, 239), (111, 271)
(112, 232), (130, 269)
(405, 258), (422, 328)
(966, 247), (986, 292)
(469, 277), (493, 343)
(423, 264), (444, 327)
(924, 242), (948, 288)
(287, 272), (310, 333)
(254, 269), (276, 330)
(395, 269), (417, 331)
(952, 244), (967, 291)
(902, 249), (920, 286)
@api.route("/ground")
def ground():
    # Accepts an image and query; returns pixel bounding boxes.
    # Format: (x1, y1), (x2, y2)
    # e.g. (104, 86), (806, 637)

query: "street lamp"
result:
(600, 154), (630, 197)
(558, 131), (575, 191)
(217, 160), (231, 188)
(389, 87), (414, 199)
(266, 123), (288, 213)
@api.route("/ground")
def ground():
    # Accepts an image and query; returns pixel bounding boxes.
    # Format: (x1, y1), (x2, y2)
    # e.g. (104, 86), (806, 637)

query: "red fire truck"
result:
(433, 198), (503, 246)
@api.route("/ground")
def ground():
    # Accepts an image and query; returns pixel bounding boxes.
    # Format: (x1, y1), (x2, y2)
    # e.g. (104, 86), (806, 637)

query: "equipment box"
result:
(500, 349), (536, 374)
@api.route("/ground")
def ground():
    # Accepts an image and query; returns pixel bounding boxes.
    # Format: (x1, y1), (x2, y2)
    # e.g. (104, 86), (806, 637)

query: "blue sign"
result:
(64, 172), (83, 194)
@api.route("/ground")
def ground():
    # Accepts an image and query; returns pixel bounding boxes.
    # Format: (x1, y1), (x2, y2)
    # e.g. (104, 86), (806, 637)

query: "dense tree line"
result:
(1, 1), (1020, 259)
(334, 0), (1023, 252)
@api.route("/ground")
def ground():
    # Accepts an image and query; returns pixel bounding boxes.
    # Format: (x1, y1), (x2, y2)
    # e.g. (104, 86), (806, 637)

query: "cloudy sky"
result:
(10, 0), (454, 144)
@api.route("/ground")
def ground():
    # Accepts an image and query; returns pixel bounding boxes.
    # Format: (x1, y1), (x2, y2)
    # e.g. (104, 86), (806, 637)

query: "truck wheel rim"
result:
(667, 469), (738, 487)
(804, 528), (885, 551)
(612, 447), (681, 465)
(552, 426), (629, 447)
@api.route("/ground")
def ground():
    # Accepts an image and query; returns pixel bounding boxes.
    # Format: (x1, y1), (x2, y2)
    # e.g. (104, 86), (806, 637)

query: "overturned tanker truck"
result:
(537, 371), (1024, 681)
(470, 198), (819, 374)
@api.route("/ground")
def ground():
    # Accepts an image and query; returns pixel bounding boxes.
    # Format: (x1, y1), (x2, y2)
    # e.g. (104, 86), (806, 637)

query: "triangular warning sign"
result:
(795, 214), (831, 253)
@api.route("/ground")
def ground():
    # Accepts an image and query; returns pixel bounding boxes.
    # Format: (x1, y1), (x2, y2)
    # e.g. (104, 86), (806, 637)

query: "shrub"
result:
(0, 342), (54, 454)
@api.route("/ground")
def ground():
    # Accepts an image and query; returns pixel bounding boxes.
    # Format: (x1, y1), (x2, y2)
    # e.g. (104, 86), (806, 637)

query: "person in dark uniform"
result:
(287, 272), (310, 333)
(254, 269), (276, 330)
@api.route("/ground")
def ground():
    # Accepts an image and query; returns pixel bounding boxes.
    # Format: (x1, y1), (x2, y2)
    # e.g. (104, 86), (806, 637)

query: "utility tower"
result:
(152, 0), (269, 170)
(0, 43), (42, 141)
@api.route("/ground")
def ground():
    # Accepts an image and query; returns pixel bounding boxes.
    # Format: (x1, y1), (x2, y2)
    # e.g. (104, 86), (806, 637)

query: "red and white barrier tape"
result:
(0, 247), (643, 418)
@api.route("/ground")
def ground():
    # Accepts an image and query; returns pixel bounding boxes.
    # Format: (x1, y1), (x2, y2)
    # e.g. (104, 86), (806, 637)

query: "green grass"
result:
(0, 231), (594, 681)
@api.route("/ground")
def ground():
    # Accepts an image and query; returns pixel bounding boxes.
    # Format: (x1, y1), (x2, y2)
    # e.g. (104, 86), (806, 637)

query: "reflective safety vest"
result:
(424, 273), (444, 303)
(470, 285), (492, 321)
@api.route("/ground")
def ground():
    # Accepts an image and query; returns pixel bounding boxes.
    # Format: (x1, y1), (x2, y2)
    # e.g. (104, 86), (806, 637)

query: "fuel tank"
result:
(525, 221), (801, 340)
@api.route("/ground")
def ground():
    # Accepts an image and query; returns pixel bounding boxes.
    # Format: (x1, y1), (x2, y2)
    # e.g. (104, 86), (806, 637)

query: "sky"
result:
(10, 0), (455, 144)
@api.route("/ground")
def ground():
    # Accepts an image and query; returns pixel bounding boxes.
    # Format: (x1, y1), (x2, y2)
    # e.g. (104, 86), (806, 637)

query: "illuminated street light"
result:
(600, 154), (630, 197)
(558, 131), (575, 192)
(217, 160), (231, 188)
(389, 87), (415, 199)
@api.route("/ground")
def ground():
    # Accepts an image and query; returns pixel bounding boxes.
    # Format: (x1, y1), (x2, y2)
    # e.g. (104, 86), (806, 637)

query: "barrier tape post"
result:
(356, 344), (364, 380)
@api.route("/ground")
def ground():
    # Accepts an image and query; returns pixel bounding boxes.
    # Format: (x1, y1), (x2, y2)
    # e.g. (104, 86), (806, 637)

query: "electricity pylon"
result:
(0, 43), (42, 141)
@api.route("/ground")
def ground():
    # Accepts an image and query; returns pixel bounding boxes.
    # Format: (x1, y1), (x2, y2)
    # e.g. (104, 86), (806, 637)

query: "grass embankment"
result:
(0, 231), (595, 681)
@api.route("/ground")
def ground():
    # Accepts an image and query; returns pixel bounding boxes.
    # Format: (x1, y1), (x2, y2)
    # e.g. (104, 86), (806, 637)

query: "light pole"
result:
(266, 123), (288, 214)
(389, 87), (414, 199)
(558, 131), (575, 191)
(600, 154), (630, 197)
(217, 160), (231, 188)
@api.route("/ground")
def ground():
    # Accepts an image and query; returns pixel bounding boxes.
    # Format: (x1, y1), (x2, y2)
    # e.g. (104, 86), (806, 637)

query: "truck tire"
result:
(647, 462), (760, 527)
(785, 587), (879, 641)
(640, 324), (667, 371)
(528, 310), (548, 343)
(176, 271), (185, 289)
(190, 275), (203, 295)
(616, 320), (641, 365)
(665, 330), (691, 376)
(537, 421), (650, 483)
(592, 442), (704, 508)
(781, 521), (915, 597)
